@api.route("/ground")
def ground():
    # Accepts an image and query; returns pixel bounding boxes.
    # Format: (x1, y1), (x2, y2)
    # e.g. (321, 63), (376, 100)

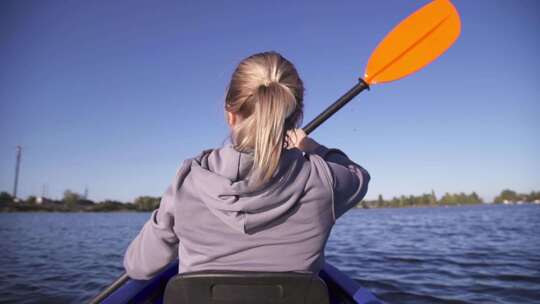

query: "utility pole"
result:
(13, 145), (22, 199)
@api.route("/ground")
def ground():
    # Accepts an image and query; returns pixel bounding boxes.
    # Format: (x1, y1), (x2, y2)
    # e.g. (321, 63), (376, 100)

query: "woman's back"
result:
(124, 142), (369, 279)
(175, 144), (334, 273)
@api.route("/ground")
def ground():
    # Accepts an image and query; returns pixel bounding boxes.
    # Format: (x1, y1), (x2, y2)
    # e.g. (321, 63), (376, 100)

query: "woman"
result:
(124, 51), (370, 279)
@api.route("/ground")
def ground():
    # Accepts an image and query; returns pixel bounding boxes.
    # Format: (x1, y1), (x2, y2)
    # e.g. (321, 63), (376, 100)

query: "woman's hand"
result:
(286, 129), (321, 153)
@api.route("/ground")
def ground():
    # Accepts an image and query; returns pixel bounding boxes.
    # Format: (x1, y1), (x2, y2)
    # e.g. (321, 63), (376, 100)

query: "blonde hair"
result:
(225, 51), (304, 186)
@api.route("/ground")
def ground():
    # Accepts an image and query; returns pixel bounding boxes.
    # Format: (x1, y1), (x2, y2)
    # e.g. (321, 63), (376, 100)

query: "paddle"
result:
(303, 0), (461, 134)
(89, 273), (129, 304)
(90, 1), (461, 302)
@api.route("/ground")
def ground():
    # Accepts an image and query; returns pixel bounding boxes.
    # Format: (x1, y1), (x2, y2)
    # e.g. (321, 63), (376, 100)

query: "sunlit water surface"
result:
(0, 204), (539, 304)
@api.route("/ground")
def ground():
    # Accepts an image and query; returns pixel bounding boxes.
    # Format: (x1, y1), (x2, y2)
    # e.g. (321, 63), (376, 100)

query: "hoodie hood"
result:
(187, 144), (310, 234)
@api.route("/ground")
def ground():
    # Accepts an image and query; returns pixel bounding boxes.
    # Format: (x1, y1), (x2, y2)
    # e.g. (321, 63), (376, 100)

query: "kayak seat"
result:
(163, 270), (329, 304)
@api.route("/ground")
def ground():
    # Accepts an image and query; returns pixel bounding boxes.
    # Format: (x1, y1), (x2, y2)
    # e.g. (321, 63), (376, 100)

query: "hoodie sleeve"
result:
(311, 145), (370, 220)
(123, 183), (179, 280)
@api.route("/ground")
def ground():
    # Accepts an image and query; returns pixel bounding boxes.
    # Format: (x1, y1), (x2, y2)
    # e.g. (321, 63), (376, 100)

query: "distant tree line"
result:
(360, 190), (483, 208)
(1, 188), (539, 212)
(361, 189), (540, 208)
(493, 189), (540, 204)
(0, 190), (161, 212)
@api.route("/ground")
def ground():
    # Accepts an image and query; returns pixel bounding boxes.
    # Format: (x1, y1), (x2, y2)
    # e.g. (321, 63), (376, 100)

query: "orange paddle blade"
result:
(364, 0), (461, 85)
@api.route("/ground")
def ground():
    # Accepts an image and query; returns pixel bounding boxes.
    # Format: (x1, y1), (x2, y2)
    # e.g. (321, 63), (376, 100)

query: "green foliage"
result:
(0, 192), (13, 205)
(527, 191), (540, 202)
(0, 189), (142, 212)
(91, 200), (135, 212)
(362, 191), (483, 208)
(134, 196), (161, 211)
(494, 189), (518, 203)
(77, 199), (96, 206)
(440, 192), (482, 205)
(60, 190), (96, 210)
(494, 189), (540, 203)
(63, 190), (82, 206)
(26, 196), (37, 205)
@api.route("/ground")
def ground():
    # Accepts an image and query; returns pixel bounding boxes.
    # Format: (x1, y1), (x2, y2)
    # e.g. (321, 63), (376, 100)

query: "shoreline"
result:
(3, 201), (537, 213)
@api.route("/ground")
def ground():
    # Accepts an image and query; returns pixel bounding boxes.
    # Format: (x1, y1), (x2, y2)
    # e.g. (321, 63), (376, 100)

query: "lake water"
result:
(0, 204), (539, 304)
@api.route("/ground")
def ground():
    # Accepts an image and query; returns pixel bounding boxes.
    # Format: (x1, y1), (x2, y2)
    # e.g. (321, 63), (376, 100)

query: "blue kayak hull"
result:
(100, 261), (383, 304)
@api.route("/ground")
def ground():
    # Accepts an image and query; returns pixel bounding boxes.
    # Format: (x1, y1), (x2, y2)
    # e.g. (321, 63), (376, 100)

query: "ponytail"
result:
(252, 82), (297, 184)
(225, 51), (304, 186)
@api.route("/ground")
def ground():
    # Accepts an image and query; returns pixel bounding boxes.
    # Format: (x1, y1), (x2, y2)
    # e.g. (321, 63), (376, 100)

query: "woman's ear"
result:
(226, 110), (236, 127)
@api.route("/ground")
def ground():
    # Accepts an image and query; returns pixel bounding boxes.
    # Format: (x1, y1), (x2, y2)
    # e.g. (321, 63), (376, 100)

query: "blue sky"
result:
(1, 0), (538, 202)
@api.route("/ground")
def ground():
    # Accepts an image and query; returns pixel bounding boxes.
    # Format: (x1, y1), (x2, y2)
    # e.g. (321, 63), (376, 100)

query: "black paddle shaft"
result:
(302, 78), (369, 135)
(89, 273), (129, 304)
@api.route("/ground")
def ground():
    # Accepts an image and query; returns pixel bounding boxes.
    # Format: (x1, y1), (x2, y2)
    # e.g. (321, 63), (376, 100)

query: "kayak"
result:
(91, 261), (384, 304)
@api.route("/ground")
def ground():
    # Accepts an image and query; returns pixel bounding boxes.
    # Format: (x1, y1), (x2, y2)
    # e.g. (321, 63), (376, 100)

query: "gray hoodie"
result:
(124, 144), (369, 279)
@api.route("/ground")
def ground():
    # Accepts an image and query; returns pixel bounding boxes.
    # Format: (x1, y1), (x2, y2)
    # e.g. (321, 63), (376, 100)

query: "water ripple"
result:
(1, 205), (539, 303)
